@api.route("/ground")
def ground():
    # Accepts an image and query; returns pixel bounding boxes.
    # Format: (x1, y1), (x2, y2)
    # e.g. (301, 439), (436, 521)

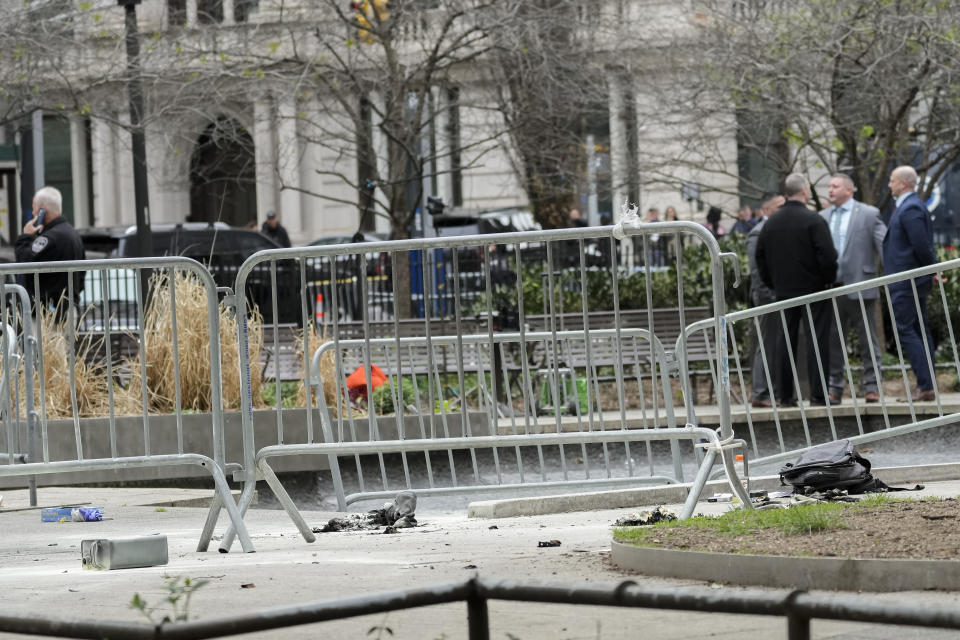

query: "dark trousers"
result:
(828, 296), (881, 396)
(773, 300), (832, 404)
(750, 306), (779, 401)
(890, 284), (935, 390)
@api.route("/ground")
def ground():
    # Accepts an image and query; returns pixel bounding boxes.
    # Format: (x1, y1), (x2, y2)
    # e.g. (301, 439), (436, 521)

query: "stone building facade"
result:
(1, 0), (749, 245)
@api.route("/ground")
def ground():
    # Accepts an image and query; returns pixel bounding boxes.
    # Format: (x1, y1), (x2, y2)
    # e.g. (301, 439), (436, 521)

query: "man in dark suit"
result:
(747, 192), (784, 407)
(820, 174), (887, 403)
(884, 165), (938, 402)
(756, 174), (838, 407)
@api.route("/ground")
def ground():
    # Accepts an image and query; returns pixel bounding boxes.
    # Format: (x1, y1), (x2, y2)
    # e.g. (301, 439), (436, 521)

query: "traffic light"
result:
(349, 0), (389, 44)
(426, 196), (445, 216)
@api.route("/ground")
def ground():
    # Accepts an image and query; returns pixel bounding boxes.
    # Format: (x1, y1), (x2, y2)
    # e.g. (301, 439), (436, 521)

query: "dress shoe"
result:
(810, 393), (840, 406)
(751, 399), (772, 408)
(864, 391), (880, 403)
(912, 388), (936, 402)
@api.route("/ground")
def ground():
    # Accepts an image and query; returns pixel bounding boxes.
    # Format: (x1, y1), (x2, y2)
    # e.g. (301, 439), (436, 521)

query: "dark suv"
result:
(111, 223), (303, 324)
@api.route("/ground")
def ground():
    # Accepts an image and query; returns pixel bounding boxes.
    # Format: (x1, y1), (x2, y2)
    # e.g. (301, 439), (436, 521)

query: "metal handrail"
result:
(2, 577), (959, 639)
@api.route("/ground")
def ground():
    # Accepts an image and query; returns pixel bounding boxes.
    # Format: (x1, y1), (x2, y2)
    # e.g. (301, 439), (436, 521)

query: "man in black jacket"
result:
(756, 174), (838, 407)
(261, 211), (291, 248)
(15, 186), (85, 313)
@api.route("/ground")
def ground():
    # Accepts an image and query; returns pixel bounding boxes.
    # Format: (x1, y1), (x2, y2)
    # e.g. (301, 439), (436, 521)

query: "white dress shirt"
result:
(830, 200), (853, 260)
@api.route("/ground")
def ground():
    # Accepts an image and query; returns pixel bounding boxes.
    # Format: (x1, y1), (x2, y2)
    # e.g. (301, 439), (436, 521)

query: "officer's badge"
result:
(31, 236), (49, 254)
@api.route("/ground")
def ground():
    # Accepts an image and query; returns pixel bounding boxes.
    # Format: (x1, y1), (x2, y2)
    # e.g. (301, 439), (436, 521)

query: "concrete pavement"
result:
(1, 478), (960, 639)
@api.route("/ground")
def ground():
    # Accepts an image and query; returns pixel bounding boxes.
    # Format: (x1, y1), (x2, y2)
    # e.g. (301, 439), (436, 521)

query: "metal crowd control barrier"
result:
(3, 577), (960, 638)
(251, 328), (696, 526)
(0, 284), (38, 505)
(679, 256), (960, 476)
(219, 221), (749, 550)
(0, 258), (252, 553)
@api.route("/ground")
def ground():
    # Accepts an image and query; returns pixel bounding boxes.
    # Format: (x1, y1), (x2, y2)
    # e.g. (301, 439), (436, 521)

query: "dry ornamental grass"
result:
(2, 271), (266, 419)
(121, 271), (264, 413)
(295, 326), (343, 416)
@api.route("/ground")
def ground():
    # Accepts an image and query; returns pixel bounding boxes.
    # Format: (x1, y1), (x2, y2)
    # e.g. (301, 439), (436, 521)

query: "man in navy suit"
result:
(883, 165), (939, 401)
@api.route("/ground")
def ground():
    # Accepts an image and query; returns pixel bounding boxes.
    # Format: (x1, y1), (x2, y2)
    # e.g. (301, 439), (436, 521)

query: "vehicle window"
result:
(233, 232), (278, 253)
(173, 231), (217, 258)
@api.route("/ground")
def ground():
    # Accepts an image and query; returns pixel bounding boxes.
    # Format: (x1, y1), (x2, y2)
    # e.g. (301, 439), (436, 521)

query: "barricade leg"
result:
(259, 459), (316, 543)
(219, 461), (316, 553)
(197, 490), (224, 552)
(680, 446), (716, 519)
(217, 477), (260, 553)
(208, 463), (255, 553)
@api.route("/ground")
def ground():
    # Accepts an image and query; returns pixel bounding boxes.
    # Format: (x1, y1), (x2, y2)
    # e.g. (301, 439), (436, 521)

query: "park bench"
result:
(260, 307), (716, 387)
(259, 317), (492, 380)
(524, 307), (713, 369)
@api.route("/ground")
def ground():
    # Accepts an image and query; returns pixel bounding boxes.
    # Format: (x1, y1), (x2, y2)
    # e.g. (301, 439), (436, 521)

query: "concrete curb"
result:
(466, 463), (960, 518)
(610, 541), (960, 592)
(142, 489), (253, 508)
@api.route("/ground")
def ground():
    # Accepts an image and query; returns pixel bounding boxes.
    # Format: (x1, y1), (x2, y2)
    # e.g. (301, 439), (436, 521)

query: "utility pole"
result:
(117, 0), (153, 266)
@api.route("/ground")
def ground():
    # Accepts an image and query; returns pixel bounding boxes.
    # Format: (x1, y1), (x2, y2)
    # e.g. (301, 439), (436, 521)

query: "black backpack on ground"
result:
(778, 439), (890, 495)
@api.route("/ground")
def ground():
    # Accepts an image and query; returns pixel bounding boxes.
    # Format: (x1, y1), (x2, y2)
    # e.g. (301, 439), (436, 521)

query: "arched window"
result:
(189, 117), (256, 227)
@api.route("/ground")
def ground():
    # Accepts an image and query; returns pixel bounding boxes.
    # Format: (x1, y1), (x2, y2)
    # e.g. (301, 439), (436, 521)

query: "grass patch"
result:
(614, 502), (849, 545)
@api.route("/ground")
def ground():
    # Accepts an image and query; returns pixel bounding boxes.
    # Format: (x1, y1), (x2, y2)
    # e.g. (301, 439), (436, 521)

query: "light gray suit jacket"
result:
(819, 200), (887, 300)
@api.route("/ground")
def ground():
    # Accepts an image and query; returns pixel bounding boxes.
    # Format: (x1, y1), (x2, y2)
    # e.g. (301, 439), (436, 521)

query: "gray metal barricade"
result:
(0, 284), (38, 505)
(679, 256), (960, 477)
(219, 221), (748, 550)
(0, 258), (252, 553)
(295, 328), (684, 504)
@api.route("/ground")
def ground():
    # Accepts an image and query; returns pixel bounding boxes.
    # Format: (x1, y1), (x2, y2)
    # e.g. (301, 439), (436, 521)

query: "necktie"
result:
(831, 207), (844, 255)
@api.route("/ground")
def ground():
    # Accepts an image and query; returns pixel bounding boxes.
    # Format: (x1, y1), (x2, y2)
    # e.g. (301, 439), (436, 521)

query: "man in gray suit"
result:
(820, 174), (887, 403)
(747, 192), (784, 407)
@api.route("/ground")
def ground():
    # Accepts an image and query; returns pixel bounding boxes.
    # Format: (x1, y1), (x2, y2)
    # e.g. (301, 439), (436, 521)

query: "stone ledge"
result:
(611, 541), (960, 592)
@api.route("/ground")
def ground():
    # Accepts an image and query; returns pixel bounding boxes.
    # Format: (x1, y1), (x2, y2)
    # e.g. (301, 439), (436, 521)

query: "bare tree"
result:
(688, 0), (960, 207)
(485, 1), (613, 229)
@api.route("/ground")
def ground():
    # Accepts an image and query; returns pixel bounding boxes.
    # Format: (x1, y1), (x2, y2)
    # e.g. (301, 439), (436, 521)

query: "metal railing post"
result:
(466, 579), (490, 640)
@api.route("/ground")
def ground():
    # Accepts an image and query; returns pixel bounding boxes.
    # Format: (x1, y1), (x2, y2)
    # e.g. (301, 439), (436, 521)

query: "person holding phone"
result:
(15, 186), (86, 312)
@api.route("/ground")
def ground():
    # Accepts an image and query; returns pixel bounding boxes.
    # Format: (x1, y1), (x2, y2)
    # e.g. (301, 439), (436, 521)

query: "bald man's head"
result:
(889, 165), (918, 198)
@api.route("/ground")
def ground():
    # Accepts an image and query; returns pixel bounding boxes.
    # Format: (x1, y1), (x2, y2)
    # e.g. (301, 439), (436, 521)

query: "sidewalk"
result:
(1, 479), (960, 639)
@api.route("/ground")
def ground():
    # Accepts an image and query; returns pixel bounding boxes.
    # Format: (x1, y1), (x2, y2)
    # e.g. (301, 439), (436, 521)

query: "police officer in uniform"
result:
(15, 186), (86, 311)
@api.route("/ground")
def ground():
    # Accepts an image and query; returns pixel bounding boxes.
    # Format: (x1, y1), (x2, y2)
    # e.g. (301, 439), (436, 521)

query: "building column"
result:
(69, 114), (91, 228)
(369, 90), (390, 236)
(607, 69), (629, 222)
(276, 95), (302, 237)
(90, 117), (116, 226)
(222, 0), (235, 24)
(586, 133), (599, 226)
(434, 87), (452, 207)
(115, 111), (137, 226)
(253, 97), (278, 222)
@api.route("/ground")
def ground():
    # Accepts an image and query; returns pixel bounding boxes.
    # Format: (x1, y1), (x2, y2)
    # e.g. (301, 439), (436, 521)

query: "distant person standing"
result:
(568, 208), (588, 228)
(644, 207), (666, 265)
(261, 211), (291, 248)
(747, 192), (784, 407)
(756, 174), (837, 407)
(730, 207), (756, 235)
(14, 186), (85, 311)
(566, 208), (589, 266)
(884, 165), (938, 402)
(704, 206), (726, 238)
(820, 174), (886, 403)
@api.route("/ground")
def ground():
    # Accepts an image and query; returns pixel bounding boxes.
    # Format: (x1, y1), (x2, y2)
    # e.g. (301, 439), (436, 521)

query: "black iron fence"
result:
(2, 578), (960, 639)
